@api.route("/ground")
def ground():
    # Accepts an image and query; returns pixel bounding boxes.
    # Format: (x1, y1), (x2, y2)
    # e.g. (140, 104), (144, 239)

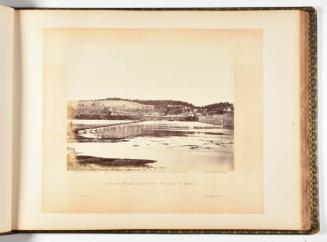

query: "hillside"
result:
(101, 98), (195, 107)
(68, 98), (234, 121)
(69, 99), (152, 110)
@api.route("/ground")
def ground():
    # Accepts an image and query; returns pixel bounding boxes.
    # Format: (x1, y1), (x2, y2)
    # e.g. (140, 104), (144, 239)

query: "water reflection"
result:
(68, 120), (234, 172)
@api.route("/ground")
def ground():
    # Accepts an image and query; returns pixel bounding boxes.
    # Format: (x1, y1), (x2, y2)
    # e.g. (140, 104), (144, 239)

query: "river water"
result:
(68, 120), (234, 172)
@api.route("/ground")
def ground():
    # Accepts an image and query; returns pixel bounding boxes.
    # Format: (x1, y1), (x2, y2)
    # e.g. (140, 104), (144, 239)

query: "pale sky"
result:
(67, 30), (234, 106)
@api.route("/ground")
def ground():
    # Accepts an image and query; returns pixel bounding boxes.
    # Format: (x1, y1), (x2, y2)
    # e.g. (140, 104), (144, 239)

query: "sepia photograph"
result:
(65, 29), (234, 172)
(67, 98), (234, 172)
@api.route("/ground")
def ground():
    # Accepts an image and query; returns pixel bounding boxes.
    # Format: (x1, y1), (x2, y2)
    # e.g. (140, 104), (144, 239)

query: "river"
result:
(67, 120), (234, 172)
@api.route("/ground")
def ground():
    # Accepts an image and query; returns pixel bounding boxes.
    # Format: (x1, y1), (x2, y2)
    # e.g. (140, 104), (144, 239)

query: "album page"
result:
(14, 9), (305, 230)
(0, 5), (14, 234)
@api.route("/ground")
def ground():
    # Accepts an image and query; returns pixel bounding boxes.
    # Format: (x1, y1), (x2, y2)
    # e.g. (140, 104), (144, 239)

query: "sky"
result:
(67, 29), (234, 106)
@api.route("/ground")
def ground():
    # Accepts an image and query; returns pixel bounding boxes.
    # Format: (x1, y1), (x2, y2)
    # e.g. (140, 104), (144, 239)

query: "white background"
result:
(0, 0), (325, 242)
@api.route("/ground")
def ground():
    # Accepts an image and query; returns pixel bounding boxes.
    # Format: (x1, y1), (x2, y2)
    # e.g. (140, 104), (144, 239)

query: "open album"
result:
(0, 6), (318, 234)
